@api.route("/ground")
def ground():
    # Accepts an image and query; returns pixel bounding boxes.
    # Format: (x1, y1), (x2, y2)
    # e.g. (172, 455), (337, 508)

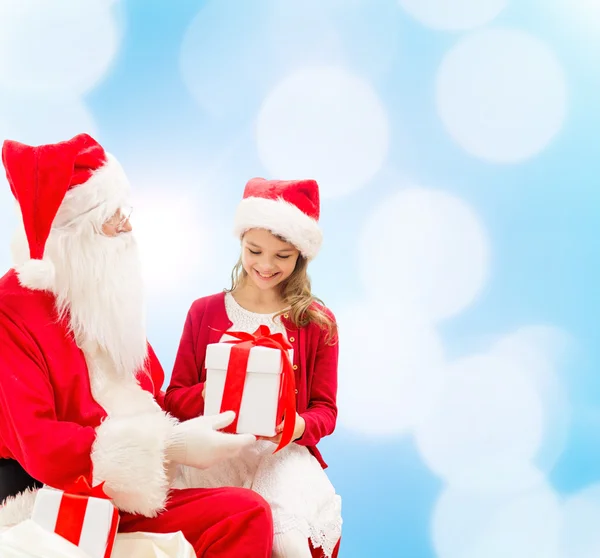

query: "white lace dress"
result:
(177, 293), (342, 557)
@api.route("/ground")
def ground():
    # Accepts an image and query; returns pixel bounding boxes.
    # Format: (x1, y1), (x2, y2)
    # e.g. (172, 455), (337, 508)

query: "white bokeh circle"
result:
(336, 302), (445, 436)
(359, 187), (490, 322)
(132, 190), (218, 296)
(0, 0), (119, 96)
(561, 484), (600, 558)
(433, 482), (562, 558)
(398, 0), (507, 31)
(414, 352), (544, 490)
(436, 29), (567, 163)
(491, 326), (571, 472)
(256, 66), (389, 198)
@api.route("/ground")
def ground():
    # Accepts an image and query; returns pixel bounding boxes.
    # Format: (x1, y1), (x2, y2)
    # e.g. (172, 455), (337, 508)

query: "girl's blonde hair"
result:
(227, 252), (337, 345)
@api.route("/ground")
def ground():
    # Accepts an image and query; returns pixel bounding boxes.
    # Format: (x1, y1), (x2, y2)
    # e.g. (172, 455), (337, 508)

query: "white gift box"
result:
(204, 342), (292, 437)
(31, 487), (118, 558)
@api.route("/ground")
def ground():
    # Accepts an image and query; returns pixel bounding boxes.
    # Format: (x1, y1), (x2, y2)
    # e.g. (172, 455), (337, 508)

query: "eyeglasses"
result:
(104, 206), (133, 231)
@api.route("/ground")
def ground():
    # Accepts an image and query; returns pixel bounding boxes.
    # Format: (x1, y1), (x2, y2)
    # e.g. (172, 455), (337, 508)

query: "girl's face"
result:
(241, 228), (300, 291)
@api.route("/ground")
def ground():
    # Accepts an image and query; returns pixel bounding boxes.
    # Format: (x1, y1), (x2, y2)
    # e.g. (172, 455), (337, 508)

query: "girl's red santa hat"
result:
(2, 133), (131, 291)
(233, 177), (323, 260)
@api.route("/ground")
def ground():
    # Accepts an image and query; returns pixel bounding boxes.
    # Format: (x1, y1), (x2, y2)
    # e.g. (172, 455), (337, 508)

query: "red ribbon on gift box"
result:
(219, 325), (297, 453)
(54, 476), (119, 558)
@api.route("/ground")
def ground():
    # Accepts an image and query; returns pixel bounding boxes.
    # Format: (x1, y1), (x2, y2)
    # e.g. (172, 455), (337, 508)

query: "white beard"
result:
(12, 224), (148, 379)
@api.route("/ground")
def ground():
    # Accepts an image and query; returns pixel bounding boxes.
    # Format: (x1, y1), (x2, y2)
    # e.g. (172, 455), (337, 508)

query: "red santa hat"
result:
(2, 133), (131, 291)
(233, 177), (323, 260)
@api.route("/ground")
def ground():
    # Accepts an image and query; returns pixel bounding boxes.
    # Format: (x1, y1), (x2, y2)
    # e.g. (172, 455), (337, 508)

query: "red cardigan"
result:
(164, 292), (339, 468)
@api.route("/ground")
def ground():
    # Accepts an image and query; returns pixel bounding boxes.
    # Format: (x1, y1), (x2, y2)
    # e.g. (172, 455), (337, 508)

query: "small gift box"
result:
(204, 326), (297, 451)
(31, 476), (119, 558)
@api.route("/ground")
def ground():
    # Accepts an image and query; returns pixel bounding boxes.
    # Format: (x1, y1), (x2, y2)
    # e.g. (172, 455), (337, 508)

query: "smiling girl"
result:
(165, 178), (342, 558)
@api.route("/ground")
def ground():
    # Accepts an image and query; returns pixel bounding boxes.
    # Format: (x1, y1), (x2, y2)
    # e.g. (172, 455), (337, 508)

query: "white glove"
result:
(166, 411), (256, 469)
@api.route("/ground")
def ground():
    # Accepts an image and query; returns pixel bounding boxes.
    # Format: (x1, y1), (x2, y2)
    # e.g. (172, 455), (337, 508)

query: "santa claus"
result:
(0, 133), (273, 557)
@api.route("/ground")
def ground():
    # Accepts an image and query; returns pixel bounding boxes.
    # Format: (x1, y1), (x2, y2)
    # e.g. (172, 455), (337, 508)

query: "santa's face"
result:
(12, 209), (147, 378)
(101, 207), (133, 237)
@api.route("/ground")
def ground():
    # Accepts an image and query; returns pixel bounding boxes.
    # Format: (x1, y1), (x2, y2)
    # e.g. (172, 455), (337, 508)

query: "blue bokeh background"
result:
(0, 1), (597, 556)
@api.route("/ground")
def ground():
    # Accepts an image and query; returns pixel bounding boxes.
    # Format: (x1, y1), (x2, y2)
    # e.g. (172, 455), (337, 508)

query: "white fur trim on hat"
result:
(15, 258), (55, 292)
(233, 196), (323, 260)
(56, 153), (131, 227)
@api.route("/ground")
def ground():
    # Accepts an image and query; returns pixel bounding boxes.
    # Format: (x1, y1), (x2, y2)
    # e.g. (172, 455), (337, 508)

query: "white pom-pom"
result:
(15, 259), (56, 292)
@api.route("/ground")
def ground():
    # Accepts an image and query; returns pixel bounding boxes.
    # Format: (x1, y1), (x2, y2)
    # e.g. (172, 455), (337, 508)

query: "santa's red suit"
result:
(0, 134), (273, 557)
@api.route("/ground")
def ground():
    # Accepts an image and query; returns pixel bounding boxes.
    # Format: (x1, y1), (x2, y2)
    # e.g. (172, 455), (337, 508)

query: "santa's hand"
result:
(166, 411), (256, 469)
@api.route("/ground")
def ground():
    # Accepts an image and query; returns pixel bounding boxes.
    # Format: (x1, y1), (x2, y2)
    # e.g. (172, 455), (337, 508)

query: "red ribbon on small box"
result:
(219, 325), (297, 453)
(49, 476), (119, 558)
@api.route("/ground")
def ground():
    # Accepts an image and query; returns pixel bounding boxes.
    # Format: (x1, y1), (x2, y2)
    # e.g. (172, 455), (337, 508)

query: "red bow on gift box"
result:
(218, 325), (297, 453)
(64, 475), (110, 499)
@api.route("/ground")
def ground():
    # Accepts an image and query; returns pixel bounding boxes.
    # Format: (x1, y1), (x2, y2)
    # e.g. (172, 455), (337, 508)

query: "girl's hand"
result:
(202, 384), (206, 399)
(260, 412), (305, 444)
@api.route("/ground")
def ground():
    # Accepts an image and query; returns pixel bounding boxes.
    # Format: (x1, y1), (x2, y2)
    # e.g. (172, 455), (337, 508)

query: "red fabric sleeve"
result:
(0, 314), (96, 488)
(145, 343), (167, 410)
(164, 304), (206, 421)
(297, 323), (339, 447)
